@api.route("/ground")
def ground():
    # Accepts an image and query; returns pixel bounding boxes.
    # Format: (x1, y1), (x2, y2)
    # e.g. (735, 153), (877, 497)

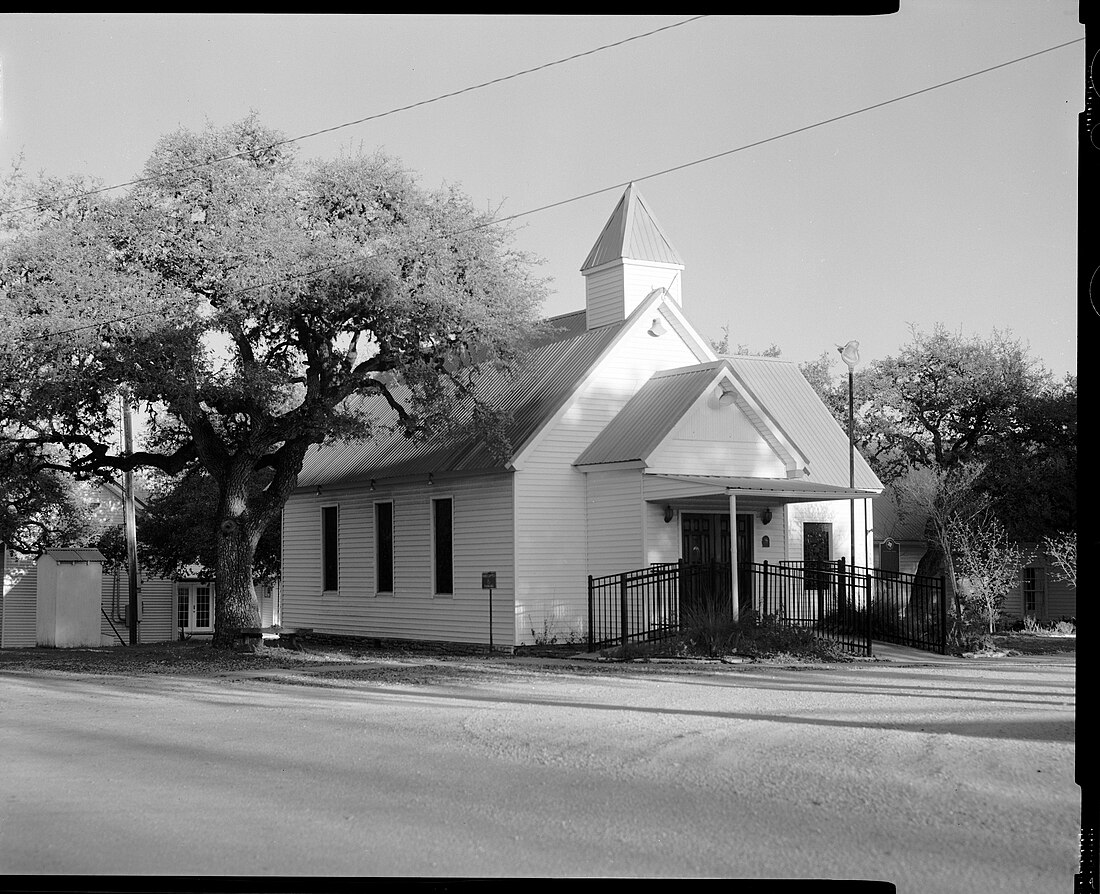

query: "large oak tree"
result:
(0, 117), (545, 647)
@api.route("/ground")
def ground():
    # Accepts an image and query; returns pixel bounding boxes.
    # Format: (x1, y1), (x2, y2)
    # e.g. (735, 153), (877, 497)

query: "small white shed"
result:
(36, 548), (107, 648)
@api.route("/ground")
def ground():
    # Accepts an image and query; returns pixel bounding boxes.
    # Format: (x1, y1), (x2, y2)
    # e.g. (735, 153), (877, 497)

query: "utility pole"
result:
(121, 393), (139, 645)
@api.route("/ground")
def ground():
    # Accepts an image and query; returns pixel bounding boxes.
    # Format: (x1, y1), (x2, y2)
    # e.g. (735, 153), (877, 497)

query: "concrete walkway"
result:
(869, 639), (962, 664)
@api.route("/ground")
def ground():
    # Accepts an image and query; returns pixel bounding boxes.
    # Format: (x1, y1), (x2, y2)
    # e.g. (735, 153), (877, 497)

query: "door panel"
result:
(682, 514), (713, 565)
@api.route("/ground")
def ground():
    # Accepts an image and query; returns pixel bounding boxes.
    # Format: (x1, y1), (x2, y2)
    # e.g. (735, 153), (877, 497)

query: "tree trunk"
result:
(211, 474), (263, 650)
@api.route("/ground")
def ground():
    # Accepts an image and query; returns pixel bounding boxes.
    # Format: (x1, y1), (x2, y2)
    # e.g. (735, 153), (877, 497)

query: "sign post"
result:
(481, 572), (496, 651)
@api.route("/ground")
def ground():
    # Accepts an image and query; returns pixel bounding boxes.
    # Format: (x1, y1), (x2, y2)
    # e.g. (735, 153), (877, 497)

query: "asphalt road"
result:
(0, 654), (1077, 888)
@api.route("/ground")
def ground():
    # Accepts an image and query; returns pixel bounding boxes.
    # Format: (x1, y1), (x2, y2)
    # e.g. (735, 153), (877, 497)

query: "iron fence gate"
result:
(588, 559), (947, 655)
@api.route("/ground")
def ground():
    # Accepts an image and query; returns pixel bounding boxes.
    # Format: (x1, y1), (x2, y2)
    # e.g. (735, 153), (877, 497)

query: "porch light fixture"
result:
(369, 479), (376, 492)
(647, 317), (668, 338)
(715, 382), (737, 407)
(664, 505), (674, 524)
(761, 507), (772, 525)
(315, 485), (322, 496)
(428, 473), (434, 486)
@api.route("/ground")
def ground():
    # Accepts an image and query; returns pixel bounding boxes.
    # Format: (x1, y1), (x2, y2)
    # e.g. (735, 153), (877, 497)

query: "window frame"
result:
(1022, 565), (1045, 615)
(320, 503), (340, 594)
(375, 499), (395, 595)
(431, 495), (454, 597)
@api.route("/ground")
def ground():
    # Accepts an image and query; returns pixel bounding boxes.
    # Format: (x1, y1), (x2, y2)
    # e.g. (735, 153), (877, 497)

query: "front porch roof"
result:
(644, 474), (880, 503)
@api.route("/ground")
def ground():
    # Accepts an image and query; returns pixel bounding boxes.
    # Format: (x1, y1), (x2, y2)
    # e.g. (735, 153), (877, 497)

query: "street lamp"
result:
(837, 340), (860, 571)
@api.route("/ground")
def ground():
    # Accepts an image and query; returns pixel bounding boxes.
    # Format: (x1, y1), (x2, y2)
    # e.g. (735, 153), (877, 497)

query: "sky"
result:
(0, 8), (1082, 378)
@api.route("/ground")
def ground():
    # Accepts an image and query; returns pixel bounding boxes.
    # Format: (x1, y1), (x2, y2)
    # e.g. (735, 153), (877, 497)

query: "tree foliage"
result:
(949, 513), (1026, 634)
(852, 325), (1048, 482)
(800, 326), (1074, 581)
(0, 442), (94, 554)
(0, 116), (546, 646)
(1042, 530), (1077, 590)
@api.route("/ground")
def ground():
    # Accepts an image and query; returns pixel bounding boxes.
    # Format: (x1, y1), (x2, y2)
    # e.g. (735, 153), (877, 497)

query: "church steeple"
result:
(581, 184), (684, 329)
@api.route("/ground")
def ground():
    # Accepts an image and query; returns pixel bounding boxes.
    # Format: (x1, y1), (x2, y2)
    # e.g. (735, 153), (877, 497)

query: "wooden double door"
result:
(682, 513), (754, 607)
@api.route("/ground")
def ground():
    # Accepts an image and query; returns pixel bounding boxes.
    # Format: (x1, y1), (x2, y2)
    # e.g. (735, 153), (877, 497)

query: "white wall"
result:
(585, 469), (645, 579)
(513, 311), (701, 645)
(1, 551), (37, 648)
(281, 472), (515, 647)
(648, 391), (788, 478)
(787, 498), (872, 567)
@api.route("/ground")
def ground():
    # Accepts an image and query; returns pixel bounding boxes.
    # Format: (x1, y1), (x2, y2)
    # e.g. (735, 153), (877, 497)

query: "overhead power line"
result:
(0, 16), (708, 219)
(20, 35), (1084, 343)
(493, 36), (1085, 226)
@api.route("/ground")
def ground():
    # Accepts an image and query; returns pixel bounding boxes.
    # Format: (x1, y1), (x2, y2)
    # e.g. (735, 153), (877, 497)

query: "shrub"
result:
(740, 614), (851, 662)
(680, 600), (742, 657)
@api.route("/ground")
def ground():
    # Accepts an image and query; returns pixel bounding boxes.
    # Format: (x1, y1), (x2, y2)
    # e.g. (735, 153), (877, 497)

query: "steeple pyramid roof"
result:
(581, 183), (684, 272)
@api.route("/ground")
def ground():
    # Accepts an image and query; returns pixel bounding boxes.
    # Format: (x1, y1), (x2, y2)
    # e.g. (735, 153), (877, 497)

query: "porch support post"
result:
(728, 491), (739, 623)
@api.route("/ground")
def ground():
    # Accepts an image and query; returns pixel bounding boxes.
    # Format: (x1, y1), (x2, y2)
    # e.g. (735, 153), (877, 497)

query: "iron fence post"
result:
(762, 560), (769, 617)
(677, 559), (685, 633)
(864, 570), (873, 656)
(938, 574), (948, 653)
(836, 557), (846, 633)
(619, 572), (628, 647)
(587, 575), (594, 652)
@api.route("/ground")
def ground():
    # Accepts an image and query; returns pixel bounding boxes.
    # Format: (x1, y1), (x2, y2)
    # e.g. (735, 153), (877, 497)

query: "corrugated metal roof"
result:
(296, 310), (627, 488)
(574, 357), (882, 492)
(43, 549), (107, 563)
(575, 363), (720, 466)
(581, 183), (684, 271)
(873, 486), (929, 542)
(723, 357), (880, 491)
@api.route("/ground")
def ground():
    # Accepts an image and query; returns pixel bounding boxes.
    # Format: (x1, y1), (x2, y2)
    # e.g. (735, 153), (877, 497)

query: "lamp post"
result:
(838, 340), (860, 571)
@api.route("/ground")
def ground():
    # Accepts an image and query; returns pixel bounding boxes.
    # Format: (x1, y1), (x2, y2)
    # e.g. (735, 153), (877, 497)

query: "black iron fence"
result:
(588, 559), (948, 656)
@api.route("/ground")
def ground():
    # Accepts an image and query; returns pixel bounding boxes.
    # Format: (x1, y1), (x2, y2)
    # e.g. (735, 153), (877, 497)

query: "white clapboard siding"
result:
(281, 472), (515, 646)
(1, 552), (38, 648)
(585, 261), (683, 330)
(514, 314), (700, 644)
(97, 565), (178, 645)
(645, 501), (680, 566)
(585, 469), (645, 579)
(1002, 550), (1077, 622)
(647, 392), (788, 478)
(787, 499), (872, 567)
(583, 266), (627, 329)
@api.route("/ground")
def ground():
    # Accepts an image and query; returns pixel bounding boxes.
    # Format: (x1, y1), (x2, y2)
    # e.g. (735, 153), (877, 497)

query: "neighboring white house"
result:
(1, 480), (280, 648)
(278, 184), (883, 649)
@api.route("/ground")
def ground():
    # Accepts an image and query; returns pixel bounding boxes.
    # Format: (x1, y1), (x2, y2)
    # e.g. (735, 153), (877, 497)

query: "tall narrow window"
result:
(376, 502), (394, 593)
(321, 505), (339, 592)
(432, 497), (453, 595)
(1023, 566), (1045, 615)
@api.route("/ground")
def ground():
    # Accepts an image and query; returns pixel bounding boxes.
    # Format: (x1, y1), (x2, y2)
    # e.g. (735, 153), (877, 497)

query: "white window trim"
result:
(320, 503), (340, 595)
(374, 499), (395, 597)
(1023, 565), (1046, 615)
(430, 494), (455, 598)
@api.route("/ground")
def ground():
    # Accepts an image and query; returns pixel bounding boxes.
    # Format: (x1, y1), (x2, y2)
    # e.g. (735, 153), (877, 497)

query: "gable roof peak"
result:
(581, 183), (684, 272)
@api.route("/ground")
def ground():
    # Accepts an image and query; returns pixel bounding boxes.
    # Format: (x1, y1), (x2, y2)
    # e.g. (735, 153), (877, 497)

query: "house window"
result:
(1023, 566), (1045, 614)
(321, 505), (339, 592)
(432, 497), (454, 596)
(376, 501), (394, 594)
